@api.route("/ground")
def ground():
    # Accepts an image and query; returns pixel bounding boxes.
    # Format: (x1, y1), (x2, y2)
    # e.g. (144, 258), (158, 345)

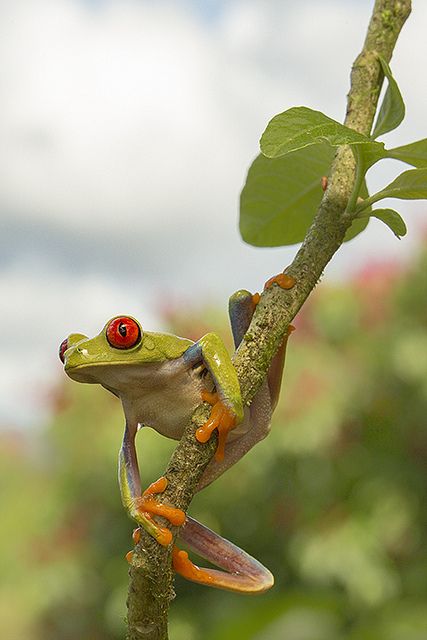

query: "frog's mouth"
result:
(63, 354), (132, 383)
(64, 360), (106, 381)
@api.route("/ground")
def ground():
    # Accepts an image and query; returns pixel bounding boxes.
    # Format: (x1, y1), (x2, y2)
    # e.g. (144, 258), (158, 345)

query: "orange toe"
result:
(264, 273), (296, 290)
(172, 546), (214, 585)
(196, 400), (236, 461)
(132, 528), (141, 544)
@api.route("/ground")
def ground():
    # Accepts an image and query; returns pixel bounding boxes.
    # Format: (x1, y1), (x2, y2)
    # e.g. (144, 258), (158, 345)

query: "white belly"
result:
(119, 358), (211, 440)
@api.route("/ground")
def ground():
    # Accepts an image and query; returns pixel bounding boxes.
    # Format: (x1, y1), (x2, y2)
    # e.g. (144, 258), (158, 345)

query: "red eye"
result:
(106, 317), (141, 349)
(59, 338), (68, 363)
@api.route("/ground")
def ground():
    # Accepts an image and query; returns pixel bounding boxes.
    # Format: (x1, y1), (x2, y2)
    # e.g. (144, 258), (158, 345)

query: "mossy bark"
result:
(126, 2), (412, 638)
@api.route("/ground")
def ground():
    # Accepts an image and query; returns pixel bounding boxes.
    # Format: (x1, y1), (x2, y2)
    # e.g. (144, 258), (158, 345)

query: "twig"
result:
(126, 2), (411, 638)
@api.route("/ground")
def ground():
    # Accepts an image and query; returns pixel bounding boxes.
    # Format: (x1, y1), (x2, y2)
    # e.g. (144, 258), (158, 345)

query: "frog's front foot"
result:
(196, 391), (237, 462)
(129, 476), (186, 547)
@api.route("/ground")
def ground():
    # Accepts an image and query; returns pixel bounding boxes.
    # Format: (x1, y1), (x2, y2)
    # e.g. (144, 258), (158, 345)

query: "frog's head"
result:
(59, 315), (193, 400)
(59, 316), (146, 386)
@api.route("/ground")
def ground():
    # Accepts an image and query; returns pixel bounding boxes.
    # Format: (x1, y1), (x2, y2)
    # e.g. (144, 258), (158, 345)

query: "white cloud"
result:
(0, 0), (409, 235)
(0, 0), (240, 230)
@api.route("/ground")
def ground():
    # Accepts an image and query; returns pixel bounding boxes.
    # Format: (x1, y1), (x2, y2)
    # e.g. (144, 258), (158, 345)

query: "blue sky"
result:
(1, 0), (426, 427)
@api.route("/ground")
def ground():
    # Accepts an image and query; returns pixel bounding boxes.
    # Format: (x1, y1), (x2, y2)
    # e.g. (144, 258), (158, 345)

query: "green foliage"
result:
(363, 208), (407, 239)
(240, 141), (370, 247)
(3, 247), (427, 638)
(387, 139), (427, 168)
(240, 58), (427, 248)
(353, 140), (388, 173)
(351, 138), (427, 176)
(240, 144), (335, 246)
(359, 169), (427, 209)
(342, 178), (371, 241)
(371, 55), (405, 139)
(260, 107), (370, 158)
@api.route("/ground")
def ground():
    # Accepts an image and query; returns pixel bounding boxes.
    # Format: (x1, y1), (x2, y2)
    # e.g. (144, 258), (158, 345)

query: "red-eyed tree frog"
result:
(59, 275), (295, 593)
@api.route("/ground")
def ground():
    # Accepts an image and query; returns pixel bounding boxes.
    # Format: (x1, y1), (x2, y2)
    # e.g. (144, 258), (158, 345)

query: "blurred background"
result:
(1, 0), (427, 638)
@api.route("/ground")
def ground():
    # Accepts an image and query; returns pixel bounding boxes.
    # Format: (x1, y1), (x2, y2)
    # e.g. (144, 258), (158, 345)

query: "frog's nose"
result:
(59, 333), (88, 364)
(59, 338), (68, 363)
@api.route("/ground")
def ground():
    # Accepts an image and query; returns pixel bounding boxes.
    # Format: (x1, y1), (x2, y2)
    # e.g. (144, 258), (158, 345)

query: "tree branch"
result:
(126, 2), (411, 638)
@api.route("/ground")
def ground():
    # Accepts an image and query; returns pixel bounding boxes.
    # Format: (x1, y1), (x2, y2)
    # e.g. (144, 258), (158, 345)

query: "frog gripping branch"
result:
(59, 286), (293, 593)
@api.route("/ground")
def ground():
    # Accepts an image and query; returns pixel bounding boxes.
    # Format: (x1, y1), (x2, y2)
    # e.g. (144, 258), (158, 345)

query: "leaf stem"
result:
(355, 192), (380, 213)
(346, 145), (365, 213)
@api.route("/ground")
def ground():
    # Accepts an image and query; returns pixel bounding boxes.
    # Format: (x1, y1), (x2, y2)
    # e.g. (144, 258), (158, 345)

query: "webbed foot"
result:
(172, 517), (275, 593)
(129, 476), (185, 547)
(172, 546), (215, 586)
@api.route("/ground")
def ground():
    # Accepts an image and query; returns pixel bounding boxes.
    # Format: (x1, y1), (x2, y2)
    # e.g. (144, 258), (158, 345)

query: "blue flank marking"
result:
(182, 341), (202, 367)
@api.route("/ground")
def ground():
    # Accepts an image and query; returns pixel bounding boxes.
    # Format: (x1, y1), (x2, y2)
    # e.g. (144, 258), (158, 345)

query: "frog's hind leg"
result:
(229, 288), (290, 409)
(228, 289), (260, 349)
(173, 515), (273, 593)
(266, 325), (294, 411)
(197, 289), (290, 490)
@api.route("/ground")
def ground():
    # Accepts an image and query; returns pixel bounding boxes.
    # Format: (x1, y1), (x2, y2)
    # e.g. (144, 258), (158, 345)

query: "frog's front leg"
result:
(183, 334), (244, 461)
(197, 289), (293, 490)
(119, 423), (185, 546)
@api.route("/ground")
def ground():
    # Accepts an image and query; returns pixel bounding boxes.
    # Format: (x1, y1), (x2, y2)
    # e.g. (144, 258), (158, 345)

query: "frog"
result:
(59, 275), (295, 593)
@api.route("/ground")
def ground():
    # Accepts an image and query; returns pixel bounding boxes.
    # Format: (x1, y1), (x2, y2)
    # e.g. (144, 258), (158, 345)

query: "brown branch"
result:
(126, 2), (411, 638)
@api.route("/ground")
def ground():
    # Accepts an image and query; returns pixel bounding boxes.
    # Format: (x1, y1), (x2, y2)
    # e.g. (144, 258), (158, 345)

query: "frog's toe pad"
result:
(172, 546), (214, 585)
(131, 477), (186, 546)
(136, 495), (186, 527)
(264, 273), (296, 290)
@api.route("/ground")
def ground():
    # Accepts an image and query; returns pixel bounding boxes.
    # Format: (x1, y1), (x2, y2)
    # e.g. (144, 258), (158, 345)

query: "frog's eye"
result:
(59, 338), (68, 363)
(106, 317), (141, 349)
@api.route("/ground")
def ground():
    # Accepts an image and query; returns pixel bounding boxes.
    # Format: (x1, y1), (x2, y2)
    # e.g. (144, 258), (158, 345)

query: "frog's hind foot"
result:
(130, 476), (186, 548)
(173, 516), (274, 593)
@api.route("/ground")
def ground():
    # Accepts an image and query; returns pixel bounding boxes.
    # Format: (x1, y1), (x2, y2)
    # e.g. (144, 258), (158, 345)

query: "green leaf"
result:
(387, 139), (427, 168)
(344, 180), (370, 241)
(240, 144), (334, 246)
(349, 139), (427, 186)
(371, 55), (405, 139)
(362, 169), (427, 208)
(240, 143), (369, 247)
(370, 208), (407, 238)
(354, 141), (387, 173)
(260, 107), (371, 159)
(354, 138), (427, 178)
(344, 212), (370, 242)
